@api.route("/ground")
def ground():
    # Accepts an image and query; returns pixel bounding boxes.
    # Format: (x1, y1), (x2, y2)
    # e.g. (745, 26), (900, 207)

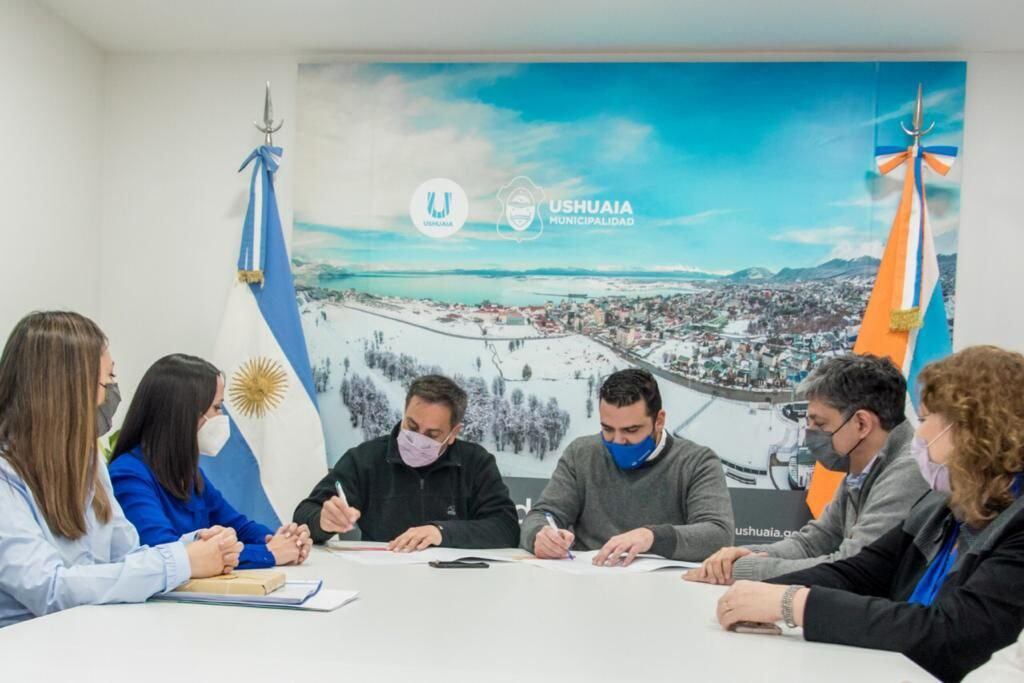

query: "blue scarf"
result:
(908, 522), (960, 606)
(909, 473), (1024, 606)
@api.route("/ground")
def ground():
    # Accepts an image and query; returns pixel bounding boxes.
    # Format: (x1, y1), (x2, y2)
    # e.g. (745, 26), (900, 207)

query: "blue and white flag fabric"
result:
(203, 145), (327, 528)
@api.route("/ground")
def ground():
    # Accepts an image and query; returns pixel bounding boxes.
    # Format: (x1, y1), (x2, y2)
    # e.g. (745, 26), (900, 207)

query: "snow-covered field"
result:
(648, 338), (698, 363)
(345, 299), (546, 340)
(723, 319), (753, 336)
(301, 299), (795, 487)
(675, 397), (802, 490)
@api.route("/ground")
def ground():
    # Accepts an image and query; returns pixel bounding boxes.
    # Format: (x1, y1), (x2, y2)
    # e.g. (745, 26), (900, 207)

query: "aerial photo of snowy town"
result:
(292, 60), (965, 492)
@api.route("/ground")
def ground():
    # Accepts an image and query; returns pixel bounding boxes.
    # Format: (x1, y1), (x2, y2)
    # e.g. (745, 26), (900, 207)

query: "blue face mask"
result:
(603, 433), (657, 470)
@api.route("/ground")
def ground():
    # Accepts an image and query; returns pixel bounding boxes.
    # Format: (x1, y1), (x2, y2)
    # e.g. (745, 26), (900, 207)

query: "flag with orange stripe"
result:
(805, 143), (956, 518)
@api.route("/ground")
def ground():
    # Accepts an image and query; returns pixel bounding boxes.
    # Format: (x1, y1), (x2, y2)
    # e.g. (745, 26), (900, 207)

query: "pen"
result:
(334, 480), (349, 507)
(544, 512), (575, 560)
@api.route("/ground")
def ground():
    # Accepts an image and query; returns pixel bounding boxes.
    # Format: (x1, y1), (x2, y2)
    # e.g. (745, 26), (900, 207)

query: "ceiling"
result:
(41, 0), (1024, 55)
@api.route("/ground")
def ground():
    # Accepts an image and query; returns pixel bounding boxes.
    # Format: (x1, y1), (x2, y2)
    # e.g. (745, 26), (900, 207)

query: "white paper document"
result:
(521, 551), (700, 575)
(295, 589), (360, 612)
(326, 540), (530, 566)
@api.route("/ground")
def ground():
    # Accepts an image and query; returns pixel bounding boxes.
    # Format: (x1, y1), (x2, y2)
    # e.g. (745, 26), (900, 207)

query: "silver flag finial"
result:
(253, 81), (283, 146)
(900, 83), (935, 145)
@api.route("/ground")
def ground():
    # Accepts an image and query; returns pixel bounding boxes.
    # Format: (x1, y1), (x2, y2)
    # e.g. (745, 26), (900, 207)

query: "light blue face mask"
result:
(602, 433), (657, 470)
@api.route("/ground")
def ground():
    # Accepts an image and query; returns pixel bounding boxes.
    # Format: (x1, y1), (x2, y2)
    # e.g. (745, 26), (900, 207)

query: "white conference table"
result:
(0, 546), (934, 682)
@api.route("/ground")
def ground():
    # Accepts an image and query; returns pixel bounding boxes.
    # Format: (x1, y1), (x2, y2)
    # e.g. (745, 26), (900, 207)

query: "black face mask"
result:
(804, 412), (865, 473)
(97, 382), (121, 436)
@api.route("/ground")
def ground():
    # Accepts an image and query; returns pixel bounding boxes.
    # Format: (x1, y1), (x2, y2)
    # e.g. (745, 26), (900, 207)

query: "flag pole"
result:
(208, 81), (326, 526)
(899, 83), (935, 147)
(254, 81), (283, 146)
(236, 82), (284, 286)
(805, 82), (957, 518)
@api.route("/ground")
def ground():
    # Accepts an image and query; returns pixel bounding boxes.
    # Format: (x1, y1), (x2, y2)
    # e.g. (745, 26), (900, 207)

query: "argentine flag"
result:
(202, 145), (327, 527)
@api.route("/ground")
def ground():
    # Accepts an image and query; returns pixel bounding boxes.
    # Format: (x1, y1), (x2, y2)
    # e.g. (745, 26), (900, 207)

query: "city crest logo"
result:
(496, 176), (545, 242)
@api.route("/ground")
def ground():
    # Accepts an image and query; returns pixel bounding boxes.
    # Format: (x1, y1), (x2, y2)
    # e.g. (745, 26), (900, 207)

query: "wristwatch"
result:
(781, 585), (803, 628)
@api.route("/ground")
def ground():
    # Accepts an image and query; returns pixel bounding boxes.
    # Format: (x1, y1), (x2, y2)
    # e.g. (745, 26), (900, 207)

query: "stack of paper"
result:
(521, 551), (701, 575)
(326, 541), (530, 566)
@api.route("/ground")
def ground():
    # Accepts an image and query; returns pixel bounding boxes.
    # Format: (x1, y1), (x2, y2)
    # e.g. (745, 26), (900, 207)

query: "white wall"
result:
(99, 55), (297, 396)
(0, 0), (103, 337)
(33, 48), (1024, 402)
(954, 53), (1024, 352)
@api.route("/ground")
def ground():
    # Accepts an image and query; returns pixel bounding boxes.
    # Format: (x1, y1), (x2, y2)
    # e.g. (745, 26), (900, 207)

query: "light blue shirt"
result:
(0, 452), (192, 628)
(845, 454), (881, 491)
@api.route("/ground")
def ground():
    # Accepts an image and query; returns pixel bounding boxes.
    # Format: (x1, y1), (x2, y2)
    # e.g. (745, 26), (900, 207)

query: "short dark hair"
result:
(799, 354), (907, 430)
(405, 374), (467, 427)
(111, 354), (221, 499)
(599, 368), (662, 417)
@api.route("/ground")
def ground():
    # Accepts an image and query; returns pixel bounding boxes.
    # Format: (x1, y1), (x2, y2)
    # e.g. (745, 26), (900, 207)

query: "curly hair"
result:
(918, 345), (1024, 526)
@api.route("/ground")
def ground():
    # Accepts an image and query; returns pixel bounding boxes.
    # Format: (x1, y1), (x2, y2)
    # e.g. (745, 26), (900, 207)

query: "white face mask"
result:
(197, 414), (231, 457)
(911, 423), (953, 492)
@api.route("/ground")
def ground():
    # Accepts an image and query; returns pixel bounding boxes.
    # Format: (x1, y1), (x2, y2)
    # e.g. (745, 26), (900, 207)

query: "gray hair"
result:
(798, 354), (907, 430)
(405, 374), (467, 427)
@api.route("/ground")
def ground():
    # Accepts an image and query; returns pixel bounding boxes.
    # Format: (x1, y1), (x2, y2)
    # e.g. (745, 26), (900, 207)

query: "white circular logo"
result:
(409, 178), (469, 239)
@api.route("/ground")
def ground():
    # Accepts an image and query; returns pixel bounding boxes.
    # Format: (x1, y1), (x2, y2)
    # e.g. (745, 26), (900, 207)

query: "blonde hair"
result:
(919, 345), (1024, 526)
(0, 311), (112, 538)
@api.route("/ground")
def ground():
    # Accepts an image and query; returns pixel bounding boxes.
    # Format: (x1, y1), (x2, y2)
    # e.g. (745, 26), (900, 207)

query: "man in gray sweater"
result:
(520, 369), (733, 566)
(684, 353), (928, 584)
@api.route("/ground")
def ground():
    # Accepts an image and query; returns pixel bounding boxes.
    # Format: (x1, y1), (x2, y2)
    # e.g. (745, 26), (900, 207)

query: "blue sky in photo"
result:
(295, 61), (965, 274)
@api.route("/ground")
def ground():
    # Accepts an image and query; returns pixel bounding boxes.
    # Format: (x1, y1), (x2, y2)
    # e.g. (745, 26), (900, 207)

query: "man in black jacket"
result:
(293, 374), (519, 550)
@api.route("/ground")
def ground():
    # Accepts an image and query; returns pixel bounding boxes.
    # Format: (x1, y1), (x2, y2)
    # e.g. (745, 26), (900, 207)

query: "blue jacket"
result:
(109, 448), (275, 568)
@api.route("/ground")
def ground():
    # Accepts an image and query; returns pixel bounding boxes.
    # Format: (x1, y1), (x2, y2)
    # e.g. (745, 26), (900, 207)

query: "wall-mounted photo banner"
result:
(292, 61), (965, 541)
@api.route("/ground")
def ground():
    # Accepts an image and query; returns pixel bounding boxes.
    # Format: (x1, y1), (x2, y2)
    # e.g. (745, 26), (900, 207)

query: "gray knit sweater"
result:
(732, 420), (928, 581)
(520, 433), (734, 561)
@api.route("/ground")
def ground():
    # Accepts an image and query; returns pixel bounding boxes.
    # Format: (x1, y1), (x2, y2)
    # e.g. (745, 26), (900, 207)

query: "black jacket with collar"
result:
(293, 423), (520, 549)
(769, 490), (1024, 682)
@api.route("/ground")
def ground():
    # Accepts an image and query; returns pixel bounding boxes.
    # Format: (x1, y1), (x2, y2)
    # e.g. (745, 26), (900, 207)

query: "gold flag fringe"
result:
(237, 270), (265, 285)
(890, 307), (922, 331)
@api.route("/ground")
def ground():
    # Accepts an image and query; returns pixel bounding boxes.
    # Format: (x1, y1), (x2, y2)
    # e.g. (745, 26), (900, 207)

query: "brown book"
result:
(174, 570), (286, 596)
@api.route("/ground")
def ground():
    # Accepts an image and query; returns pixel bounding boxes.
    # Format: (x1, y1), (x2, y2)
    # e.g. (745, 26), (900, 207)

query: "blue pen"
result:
(544, 512), (575, 560)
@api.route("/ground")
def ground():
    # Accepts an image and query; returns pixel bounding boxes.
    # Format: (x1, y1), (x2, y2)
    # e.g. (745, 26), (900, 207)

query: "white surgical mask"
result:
(911, 424), (953, 492)
(198, 414), (231, 457)
(397, 427), (453, 468)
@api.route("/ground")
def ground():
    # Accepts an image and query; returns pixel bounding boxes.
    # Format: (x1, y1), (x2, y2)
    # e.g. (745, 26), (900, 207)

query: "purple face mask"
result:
(911, 424), (953, 492)
(397, 427), (452, 468)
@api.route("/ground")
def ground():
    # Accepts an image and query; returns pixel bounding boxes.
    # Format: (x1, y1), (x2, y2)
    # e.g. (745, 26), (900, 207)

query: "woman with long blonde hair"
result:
(0, 311), (243, 627)
(714, 345), (1024, 681)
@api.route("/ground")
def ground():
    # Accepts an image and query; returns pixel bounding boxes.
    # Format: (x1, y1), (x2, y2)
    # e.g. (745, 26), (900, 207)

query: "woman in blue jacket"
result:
(109, 354), (311, 568)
